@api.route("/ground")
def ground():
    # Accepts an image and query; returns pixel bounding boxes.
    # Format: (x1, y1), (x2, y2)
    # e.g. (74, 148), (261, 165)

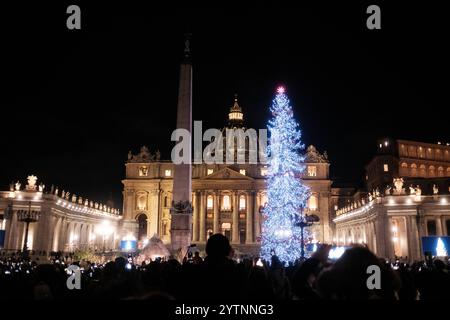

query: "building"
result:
(334, 139), (450, 260)
(366, 138), (450, 192)
(0, 176), (121, 253)
(121, 96), (333, 254)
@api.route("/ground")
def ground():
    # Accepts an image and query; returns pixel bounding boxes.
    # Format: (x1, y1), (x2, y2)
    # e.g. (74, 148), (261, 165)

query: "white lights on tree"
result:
(260, 87), (311, 264)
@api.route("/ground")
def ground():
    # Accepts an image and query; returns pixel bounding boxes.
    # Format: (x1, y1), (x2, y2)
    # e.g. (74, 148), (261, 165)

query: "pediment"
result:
(203, 167), (254, 181)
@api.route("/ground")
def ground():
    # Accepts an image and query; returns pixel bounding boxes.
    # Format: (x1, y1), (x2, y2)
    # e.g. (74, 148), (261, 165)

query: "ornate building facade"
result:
(334, 139), (450, 260)
(0, 176), (121, 253)
(121, 98), (333, 253)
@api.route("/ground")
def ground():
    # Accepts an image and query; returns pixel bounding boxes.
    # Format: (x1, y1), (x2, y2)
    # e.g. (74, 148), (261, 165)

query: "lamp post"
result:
(97, 221), (113, 253)
(17, 201), (40, 257)
(295, 208), (320, 260)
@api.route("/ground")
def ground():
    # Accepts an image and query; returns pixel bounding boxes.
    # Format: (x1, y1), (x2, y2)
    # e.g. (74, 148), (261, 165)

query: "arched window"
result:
(419, 165), (426, 177)
(239, 195), (246, 210)
(400, 162), (408, 176)
(207, 195), (213, 209)
(447, 167), (450, 177)
(222, 195), (231, 210)
(411, 163), (418, 177)
(429, 166), (436, 177)
(137, 214), (148, 240)
(308, 194), (318, 211)
(438, 166), (444, 177)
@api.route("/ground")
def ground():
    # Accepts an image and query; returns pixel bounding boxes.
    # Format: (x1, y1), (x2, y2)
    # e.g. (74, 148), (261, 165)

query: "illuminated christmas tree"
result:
(260, 86), (310, 264)
(436, 237), (448, 257)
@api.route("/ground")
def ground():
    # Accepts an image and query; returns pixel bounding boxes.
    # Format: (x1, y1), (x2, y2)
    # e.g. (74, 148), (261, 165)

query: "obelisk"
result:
(170, 35), (193, 255)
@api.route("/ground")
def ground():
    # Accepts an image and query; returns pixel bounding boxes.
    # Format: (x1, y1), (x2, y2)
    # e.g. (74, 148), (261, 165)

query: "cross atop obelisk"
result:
(170, 34), (193, 255)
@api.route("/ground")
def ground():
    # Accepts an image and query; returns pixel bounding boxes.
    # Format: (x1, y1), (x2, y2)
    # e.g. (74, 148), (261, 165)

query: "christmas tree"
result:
(260, 86), (311, 264)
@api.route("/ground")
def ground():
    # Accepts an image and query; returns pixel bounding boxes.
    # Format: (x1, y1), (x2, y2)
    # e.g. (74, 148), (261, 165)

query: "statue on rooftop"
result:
(27, 175), (38, 190)
(433, 184), (439, 195)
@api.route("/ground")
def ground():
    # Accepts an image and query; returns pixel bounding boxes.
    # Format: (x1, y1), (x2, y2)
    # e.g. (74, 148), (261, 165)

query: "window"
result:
(427, 220), (437, 236)
(429, 166), (436, 177)
(307, 166), (317, 177)
(207, 195), (213, 209)
(383, 164), (389, 172)
(239, 169), (246, 175)
(137, 194), (147, 210)
(222, 195), (231, 210)
(411, 164), (418, 176)
(139, 166), (148, 177)
(239, 195), (246, 210)
(260, 167), (268, 176)
(418, 147), (424, 158)
(419, 165), (426, 177)
(229, 112), (243, 120)
(164, 169), (172, 177)
(308, 194), (318, 211)
(207, 169), (214, 175)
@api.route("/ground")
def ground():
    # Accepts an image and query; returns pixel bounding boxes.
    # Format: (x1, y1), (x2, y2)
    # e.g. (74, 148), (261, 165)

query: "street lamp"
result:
(295, 208), (320, 260)
(17, 201), (40, 257)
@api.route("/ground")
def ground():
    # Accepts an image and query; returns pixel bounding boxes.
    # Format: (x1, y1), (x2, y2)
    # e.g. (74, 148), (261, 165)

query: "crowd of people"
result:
(1, 234), (450, 300)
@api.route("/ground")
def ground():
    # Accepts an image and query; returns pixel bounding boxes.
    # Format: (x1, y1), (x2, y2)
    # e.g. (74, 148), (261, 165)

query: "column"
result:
(436, 216), (443, 236)
(442, 216), (448, 236)
(5, 210), (16, 250)
(213, 191), (220, 234)
(192, 192), (199, 242)
(199, 191), (206, 242)
(254, 192), (261, 240)
(232, 191), (239, 244)
(408, 215), (421, 260)
(246, 192), (254, 244)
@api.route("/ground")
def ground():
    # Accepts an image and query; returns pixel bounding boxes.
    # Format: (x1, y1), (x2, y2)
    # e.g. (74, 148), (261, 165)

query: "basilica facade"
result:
(122, 98), (333, 253)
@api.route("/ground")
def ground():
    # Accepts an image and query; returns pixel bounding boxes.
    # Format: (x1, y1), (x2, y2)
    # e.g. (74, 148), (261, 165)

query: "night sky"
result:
(2, 2), (449, 208)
